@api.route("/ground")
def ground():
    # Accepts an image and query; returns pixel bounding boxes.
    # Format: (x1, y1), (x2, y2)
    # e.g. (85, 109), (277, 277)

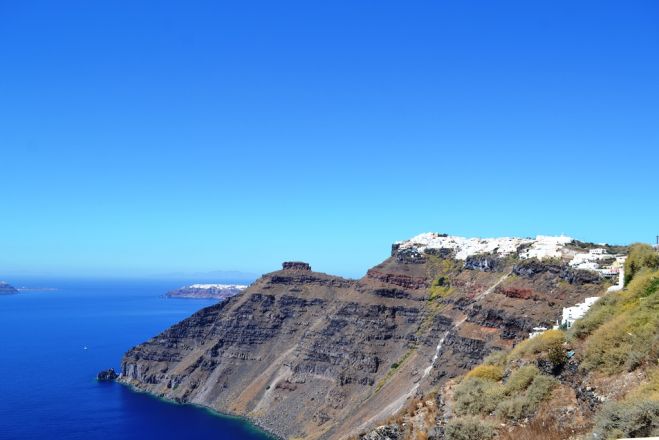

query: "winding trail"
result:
(420, 270), (511, 380)
(353, 271), (513, 434)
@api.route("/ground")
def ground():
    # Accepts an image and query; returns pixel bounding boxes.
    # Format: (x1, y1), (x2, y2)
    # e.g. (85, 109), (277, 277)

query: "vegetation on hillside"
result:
(445, 243), (659, 439)
(624, 242), (659, 285)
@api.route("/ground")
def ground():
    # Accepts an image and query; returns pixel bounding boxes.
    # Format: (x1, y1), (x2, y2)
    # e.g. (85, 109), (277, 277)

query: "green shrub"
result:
(444, 416), (496, 440)
(455, 366), (557, 421)
(495, 373), (557, 421)
(624, 243), (659, 285)
(429, 275), (453, 299)
(503, 366), (539, 394)
(495, 397), (529, 420)
(510, 330), (565, 361)
(570, 294), (618, 339)
(630, 368), (659, 401)
(525, 374), (557, 405)
(482, 350), (507, 367)
(466, 365), (504, 381)
(593, 399), (659, 439)
(453, 378), (501, 416)
(582, 270), (659, 373)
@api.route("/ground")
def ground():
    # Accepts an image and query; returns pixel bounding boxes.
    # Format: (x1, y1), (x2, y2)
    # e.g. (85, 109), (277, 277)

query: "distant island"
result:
(165, 283), (248, 300)
(0, 281), (19, 295)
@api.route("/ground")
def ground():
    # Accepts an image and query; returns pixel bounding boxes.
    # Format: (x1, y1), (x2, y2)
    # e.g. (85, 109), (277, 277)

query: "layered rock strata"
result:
(120, 237), (610, 439)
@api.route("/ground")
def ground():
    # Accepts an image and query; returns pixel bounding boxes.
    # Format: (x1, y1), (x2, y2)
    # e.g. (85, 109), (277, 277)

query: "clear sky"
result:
(1, 1), (658, 279)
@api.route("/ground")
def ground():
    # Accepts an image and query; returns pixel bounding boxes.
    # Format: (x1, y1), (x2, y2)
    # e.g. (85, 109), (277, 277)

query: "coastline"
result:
(116, 379), (283, 440)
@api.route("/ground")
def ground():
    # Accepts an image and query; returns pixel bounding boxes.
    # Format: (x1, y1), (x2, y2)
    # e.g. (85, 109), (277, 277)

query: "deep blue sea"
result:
(0, 278), (271, 440)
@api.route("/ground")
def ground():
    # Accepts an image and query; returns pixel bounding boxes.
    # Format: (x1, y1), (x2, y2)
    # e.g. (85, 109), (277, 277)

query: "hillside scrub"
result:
(593, 399), (659, 439)
(444, 253), (659, 439)
(453, 365), (556, 422)
(624, 243), (659, 285)
(444, 416), (496, 440)
(580, 269), (659, 373)
(509, 330), (566, 367)
(466, 365), (504, 381)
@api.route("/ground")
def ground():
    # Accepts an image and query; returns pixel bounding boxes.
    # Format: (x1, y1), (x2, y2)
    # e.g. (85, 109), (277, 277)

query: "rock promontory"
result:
(118, 234), (623, 440)
(97, 368), (119, 381)
(282, 261), (312, 271)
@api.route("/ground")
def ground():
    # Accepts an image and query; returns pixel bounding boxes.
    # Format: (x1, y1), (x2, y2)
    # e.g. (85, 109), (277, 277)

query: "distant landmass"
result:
(0, 281), (19, 295)
(156, 270), (258, 283)
(17, 287), (59, 292)
(165, 283), (248, 300)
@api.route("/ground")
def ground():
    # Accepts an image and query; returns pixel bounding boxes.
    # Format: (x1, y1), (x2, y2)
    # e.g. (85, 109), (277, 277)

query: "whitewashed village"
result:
(395, 233), (632, 340)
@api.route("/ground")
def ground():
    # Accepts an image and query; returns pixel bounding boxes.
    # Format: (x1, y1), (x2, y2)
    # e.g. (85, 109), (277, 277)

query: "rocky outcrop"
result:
(513, 258), (602, 285)
(512, 258), (563, 277)
(282, 261), (312, 271)
(394, 248), (425, 264)
(464, 254), (500, 272)
(361, 425), (402, 440)
(118, 239), (610, 440)
(366, 269), (427, 290)
(0, 281), (18, 295)
(97, 368), (119, 381)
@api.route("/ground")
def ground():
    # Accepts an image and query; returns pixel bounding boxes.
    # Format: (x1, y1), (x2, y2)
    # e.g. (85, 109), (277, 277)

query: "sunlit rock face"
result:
(119, 233), (617, 440)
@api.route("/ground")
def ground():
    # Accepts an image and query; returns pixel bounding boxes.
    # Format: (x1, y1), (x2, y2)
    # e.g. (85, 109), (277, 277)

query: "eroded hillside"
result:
(363, 243), (658, 440)
(119, 235), (617, 439)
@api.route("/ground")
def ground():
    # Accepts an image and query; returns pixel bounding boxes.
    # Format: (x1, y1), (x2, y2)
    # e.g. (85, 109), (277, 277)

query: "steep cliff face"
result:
(119, 238), (610, 439)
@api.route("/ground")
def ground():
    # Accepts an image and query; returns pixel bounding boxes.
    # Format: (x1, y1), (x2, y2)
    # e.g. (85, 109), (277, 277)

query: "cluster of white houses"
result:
(530, 296), (604, 338)
(529, 250), (626, 338)
(568, 248), (626, 281)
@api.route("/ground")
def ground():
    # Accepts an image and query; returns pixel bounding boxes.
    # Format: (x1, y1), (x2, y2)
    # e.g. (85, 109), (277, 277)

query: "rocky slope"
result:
(119, 235), (615, 439)
(0, 281), (19, 295)
(361, 244), (658, 440)
(166, 283), (248, 300)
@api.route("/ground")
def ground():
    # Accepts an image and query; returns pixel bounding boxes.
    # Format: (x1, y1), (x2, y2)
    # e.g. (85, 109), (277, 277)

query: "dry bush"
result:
(582, 269), (659, 374)
(453, 377), (501, 416)
(594, 399), (659, 439)
(498, 414), (567, 440)
(444, 416), (496, 440)
(510, 330), (565, 361)
(466, 365), (504, 381)
(482, 350), (507, 367)
(503, 366), (539, 394)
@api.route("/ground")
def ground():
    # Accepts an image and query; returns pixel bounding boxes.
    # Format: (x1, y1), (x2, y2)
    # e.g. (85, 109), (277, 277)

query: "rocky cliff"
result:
(119, 236), (613, 439)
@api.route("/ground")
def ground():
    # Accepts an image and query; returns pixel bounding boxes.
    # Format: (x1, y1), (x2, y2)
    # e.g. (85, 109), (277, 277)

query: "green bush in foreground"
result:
(454, 365), (556, 422)
(624, 243), (659, 285)
(445, 416), (496, 440)
(593, 399), (659, 439)
(509, 330), (565, 361)
(453, 377), (501, 416)
(504, 365), (539, 393)
(466, 365), (504, 381)
(581, 269), (659, 373)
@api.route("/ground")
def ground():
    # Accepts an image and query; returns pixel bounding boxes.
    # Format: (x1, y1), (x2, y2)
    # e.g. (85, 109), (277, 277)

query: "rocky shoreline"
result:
(117, 379), (283, 439)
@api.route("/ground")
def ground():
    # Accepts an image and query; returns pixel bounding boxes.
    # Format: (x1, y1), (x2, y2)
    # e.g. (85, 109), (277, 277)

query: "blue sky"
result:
(1, 1), (658, 278)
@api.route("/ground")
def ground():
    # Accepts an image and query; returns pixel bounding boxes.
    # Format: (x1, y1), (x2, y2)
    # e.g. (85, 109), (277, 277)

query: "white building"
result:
(558, 297), (601, 329)
(529, 326), (548, 338)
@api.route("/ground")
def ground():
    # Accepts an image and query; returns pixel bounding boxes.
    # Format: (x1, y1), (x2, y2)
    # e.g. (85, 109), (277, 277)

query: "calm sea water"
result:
(0, 278), (271, 440)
